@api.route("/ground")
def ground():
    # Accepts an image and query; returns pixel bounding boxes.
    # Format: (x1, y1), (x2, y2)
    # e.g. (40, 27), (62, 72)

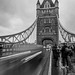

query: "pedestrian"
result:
(61, 43), (68, 66)
(67, 46), (74, 71)
(52, 44), (59, 67)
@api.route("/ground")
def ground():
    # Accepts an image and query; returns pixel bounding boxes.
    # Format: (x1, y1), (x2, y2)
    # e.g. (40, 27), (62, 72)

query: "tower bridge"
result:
(0, 0), (75, 75)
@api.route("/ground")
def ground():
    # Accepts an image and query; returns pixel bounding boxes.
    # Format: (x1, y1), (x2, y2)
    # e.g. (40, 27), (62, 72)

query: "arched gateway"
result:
(42, 38), (53, 46)
(36, 0), (59, 46)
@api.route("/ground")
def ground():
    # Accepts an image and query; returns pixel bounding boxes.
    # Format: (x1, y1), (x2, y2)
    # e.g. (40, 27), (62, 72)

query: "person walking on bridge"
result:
(61, 43), (70, 67)
(52, 44), (59, 67)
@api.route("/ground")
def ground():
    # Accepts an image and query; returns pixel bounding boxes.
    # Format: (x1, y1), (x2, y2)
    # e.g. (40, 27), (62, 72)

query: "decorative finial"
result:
(37, 0), (40, 4)
(55, 0), (59, 3)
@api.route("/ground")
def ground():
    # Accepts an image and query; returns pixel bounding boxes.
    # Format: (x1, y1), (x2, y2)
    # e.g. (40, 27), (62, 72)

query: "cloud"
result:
(9, 16), (25, 31)
(0, 0), (75, 42)
(59, 0), (75, 33)
(0, 0), (36, 36)
(0, 12), (10, 27)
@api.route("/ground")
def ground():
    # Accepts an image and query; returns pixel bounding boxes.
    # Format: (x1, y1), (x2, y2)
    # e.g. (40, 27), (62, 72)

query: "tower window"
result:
(44, 19), (46, 23)
(45, 27), (50, 33)
(51, 19), (55, 25)
(46, 19), (49, 23)
(45, 5), (47, 8)
(44, 1), (50, 8)
(48, 5), (49, 8)
(49, 19), (51, 23)
(44, 19), (50, 23)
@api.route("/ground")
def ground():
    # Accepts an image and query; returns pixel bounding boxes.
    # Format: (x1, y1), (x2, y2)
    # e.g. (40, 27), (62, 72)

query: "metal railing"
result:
(0, 43), (43, 57)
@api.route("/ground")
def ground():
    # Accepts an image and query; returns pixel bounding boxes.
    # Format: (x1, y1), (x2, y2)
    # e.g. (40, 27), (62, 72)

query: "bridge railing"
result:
(0, 42), (43, 57)
(0, 49), (43, 73)
(0, 50), (42, 61)
(0, 43), (20, 57)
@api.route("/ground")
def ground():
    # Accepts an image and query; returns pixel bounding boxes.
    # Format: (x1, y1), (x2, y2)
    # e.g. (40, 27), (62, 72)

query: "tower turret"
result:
(36, 0), (40, 9)
(55, 0), (59, 17)
(55, 0), (59, 7)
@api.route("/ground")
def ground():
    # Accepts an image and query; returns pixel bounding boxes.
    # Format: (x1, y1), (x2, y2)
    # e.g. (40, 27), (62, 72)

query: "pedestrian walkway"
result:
(51, 56), (59, 75)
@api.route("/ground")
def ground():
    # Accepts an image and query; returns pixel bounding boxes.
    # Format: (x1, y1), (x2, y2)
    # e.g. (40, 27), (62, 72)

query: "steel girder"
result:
(1, 15), (75, 45)
(58, 20), (75, 43)
(0, 20), (36, 44)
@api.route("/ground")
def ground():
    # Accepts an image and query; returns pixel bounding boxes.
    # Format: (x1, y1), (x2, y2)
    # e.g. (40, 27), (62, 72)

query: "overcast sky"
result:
(0, 0), (75, 42)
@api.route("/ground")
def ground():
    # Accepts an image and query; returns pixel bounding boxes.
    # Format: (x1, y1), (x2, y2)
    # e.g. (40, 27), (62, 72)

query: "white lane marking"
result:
(10, 59), (19, 63)
(0, 51), (31, 61)
(22, 51), (42, 63)
(48, 49), (52, 75)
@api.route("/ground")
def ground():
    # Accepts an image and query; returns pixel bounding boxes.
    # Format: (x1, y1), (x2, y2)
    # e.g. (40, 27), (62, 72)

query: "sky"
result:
(0, 0), (75, 42)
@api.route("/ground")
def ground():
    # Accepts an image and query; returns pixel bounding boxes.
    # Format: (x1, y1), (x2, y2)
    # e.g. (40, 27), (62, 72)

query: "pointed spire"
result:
(55, 0), (59, 3)
(55, 0), (59, 7)
(40, 0), (54, 8)
(36, 0), (40, 9)
(37, 0), (40, 5)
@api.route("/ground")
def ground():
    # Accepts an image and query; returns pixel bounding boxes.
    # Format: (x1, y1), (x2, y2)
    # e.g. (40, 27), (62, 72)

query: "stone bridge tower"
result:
(36, 0), (59, 46)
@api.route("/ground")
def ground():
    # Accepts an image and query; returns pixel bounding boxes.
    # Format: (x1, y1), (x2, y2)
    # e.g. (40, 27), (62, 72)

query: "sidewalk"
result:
(51, 57), (59, 75)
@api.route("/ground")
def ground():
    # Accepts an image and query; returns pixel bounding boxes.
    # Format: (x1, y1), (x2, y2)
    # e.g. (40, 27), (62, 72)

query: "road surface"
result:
(0, 49), (60, 75)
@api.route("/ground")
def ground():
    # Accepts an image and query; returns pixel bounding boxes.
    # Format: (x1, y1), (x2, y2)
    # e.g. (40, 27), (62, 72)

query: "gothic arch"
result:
(44, 1), (50, 8)
(42, 38), (54, 46)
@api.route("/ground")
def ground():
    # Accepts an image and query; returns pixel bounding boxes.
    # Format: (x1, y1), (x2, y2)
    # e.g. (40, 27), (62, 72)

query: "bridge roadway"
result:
(0, 48), (60, 75)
